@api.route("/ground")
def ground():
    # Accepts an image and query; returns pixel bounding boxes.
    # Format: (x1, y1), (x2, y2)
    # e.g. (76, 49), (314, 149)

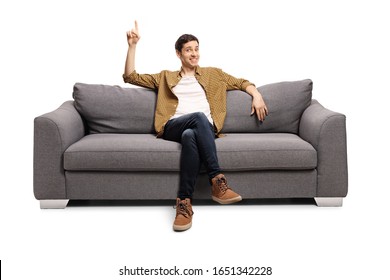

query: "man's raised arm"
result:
(124, 20), (140, 76)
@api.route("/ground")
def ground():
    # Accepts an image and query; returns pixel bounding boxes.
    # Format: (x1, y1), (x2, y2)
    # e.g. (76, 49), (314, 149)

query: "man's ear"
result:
(176, 50), (181, 58)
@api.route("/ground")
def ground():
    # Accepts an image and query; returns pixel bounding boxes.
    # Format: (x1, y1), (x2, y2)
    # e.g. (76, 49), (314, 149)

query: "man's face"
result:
(177, 40), (199, 69)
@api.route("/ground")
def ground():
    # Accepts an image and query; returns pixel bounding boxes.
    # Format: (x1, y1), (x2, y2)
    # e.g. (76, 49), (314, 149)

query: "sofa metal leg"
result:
(314, 197), (343, 207)
(40, 199), (69, 209)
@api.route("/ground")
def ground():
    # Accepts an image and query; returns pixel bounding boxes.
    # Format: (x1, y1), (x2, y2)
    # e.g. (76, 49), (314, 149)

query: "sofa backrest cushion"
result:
(222, 79), (313, 134)
(73, 79), (312, 134)
(73, 83), (156, 134)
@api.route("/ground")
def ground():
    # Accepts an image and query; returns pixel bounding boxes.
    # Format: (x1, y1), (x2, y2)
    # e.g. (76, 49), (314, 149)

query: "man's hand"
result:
(124, 20), (140, 76)
(251, 94), (268, 122)
(246, 85), (268, 121)
(126, 20), (140, 46)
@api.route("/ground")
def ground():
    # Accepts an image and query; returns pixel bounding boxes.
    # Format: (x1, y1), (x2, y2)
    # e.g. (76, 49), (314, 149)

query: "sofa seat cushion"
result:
(216, 134), (316, 171)
(64, 134), (181, 172)
(64, 133), (317, 172)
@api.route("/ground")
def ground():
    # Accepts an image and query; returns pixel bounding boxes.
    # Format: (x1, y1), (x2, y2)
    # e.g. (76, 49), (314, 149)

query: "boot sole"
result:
(212, 195), (242, 205)
(173, 222), (192, 232)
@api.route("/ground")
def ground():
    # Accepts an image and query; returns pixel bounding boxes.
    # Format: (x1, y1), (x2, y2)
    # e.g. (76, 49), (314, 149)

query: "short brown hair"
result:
(175, 34), (199, 52)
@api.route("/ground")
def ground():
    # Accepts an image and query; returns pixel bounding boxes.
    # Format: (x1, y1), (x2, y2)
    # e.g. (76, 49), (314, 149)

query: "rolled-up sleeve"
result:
(222, 71), (255, 91)
(122, 70), (160, 90)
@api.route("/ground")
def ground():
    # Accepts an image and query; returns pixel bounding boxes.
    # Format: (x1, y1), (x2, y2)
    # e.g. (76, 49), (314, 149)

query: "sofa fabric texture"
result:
(223, 80), (312, 133)
(34, 79), (348, 202)
(73, 83), (156, 134)
(64, 133), (317, 172)
(73, 79), (312, 135)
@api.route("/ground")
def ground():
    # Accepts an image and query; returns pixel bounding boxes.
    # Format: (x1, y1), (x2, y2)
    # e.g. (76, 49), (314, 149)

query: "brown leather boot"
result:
(211, 174), (242, 204)
(173, 198), (194, 231)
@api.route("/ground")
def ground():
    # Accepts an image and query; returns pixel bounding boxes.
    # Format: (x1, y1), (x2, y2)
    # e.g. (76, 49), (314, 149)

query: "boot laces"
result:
(174, 201), (193, 217)
(216, 177), (231, 193)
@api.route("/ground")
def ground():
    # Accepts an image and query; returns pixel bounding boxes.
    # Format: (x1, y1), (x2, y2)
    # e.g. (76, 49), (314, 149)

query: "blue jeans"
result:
(163, 112), (221, 199)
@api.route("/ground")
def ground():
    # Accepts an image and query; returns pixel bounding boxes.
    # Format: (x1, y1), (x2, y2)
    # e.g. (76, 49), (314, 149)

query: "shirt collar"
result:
(177, 66), (202, 78)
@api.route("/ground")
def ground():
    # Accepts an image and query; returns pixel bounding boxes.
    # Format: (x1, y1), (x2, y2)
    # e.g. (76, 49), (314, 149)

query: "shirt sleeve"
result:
(122, 70), (161, 90)
(221, 70), (255, 91)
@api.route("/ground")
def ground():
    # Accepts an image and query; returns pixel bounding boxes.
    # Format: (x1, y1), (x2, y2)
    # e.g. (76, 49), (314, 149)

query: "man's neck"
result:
(180, 66), (196, 77)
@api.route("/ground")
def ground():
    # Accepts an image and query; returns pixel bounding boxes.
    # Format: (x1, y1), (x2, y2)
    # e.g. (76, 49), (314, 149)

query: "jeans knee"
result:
(181, 129), (196, 143)
(193, 112), (207, 120)
(191, 112), (210, 127)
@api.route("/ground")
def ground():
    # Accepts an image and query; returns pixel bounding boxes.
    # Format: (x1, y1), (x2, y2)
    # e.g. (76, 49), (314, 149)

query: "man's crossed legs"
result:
(163, 112), (242, 231)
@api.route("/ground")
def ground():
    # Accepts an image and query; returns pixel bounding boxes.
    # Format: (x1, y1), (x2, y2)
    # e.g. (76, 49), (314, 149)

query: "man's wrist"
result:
(251, 91), (262, 100)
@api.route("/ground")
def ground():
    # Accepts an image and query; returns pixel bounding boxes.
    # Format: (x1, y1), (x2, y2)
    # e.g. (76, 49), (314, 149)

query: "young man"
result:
(123, 21), (268, 231)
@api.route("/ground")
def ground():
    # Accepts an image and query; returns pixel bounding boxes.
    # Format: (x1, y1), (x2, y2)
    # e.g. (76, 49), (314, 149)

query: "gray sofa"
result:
(33, 79), (348, 209)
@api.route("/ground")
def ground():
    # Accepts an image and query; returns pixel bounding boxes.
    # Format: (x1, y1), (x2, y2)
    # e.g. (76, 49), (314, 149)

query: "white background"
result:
(1, 0), (389, 279)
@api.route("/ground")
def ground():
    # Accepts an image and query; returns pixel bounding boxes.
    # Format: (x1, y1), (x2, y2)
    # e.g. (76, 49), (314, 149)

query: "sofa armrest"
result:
(299, 100), (348, 197)
(34, 101), (85, 199)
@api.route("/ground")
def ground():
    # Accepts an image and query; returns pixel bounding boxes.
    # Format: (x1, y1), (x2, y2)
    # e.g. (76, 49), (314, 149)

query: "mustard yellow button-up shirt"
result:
(123, 66), (254, 137)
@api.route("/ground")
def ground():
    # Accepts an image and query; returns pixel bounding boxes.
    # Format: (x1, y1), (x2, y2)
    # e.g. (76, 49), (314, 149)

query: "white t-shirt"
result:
(170, 76), (213, 124)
